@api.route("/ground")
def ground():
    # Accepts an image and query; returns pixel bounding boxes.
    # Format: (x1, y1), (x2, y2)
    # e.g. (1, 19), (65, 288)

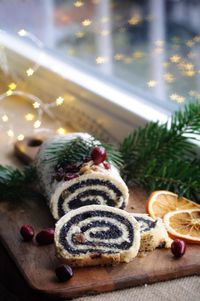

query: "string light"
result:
(147, 80), (157, 88)
(74, 1), (84, 7)
(170, 55), (181, 63)
(6, 90), (13, 96)
(82, 19), (92, 27)
(8, 83), (17, 90)
(33, 101), (40, 109)
(25, 113), (35, 121)
(18, 29), (27, 37)
(7, 130), (14, 137)
(33, 120), (41, 128)
(96, 56), (107, 64)
(56, 97), (64, 106)
(57, 127), (67, 135)
(26, 68), (34, 76)
(2, 114), (8, 122)
(17, 134), (24, 141)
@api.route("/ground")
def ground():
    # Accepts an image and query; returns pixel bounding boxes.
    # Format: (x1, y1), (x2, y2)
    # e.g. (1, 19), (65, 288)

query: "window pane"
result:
(0, 0), (199, 108)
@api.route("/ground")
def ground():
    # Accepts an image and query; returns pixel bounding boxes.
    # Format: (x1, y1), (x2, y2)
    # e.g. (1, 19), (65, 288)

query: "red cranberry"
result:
(91, 146), (106, 165)
(55, 265), (73, 282)
(20, 224), (34, 241)
(64, 173), (78, 181)
(36, 228), (55, 245)
(171, 239), (186, 258)
(103, 161), (110, 169)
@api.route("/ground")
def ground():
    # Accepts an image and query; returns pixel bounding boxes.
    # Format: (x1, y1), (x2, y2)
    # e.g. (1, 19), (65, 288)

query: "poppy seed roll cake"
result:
(35, 133), (129, 220)
(55, 205), (141, 267)
(132, 213), (172, 254)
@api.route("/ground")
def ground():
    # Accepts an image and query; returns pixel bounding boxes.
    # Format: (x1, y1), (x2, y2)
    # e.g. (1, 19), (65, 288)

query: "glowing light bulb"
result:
(25, 113), (35, 121)
(8, 83), (17, 90)
(6, 90), (13, 96)
(17, 134), (24, 141)
(33, 120), (41, 128)
(7, 130), (14, 137)
(2, 115), (8, 122)
(57, 128), (66, 135)
(18, 29), (27, 36)
(56, 97), (64, 106)
(26, 68), (34, 76)
(33, 102), (40, 109)
(82, 19), (92, 26)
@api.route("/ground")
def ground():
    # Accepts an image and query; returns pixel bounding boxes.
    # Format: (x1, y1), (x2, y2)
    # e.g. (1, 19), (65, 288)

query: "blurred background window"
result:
(0, 0), (200, 112)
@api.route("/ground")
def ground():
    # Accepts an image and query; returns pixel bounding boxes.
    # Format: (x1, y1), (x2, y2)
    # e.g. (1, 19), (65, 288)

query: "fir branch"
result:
(0, 165), (37, 200)
(43, 136), (123, 169)
(120, 101), (200, 202)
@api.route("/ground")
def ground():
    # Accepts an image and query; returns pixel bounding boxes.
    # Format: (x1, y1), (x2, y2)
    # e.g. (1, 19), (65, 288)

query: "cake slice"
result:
(35, 133), (129, 220)
(132, 213), (172, 255)
(55, 205), (141, 267)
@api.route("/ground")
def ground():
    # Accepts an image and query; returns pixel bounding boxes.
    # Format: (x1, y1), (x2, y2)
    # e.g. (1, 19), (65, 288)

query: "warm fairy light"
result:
(18, 29), (27, 37)
(147, 80), (157, 88)
(33, 120), (41, 128)
(26, 68), (34, 76)
(74, 1), (84, 7)
(25, 113), (35, 121)
(132, 51), (144, 59)
(114, 53), (124, 61)
(193, 36), (200, 43)
(82, 19), (92, 27)
(33, 102), (40, 109)
(186, 40), (194, 48)
(170, 94), (185, 103)
(170, 55), (181, 63)
(96, 56), (107, 64)
(184, 70), (195, 77)
(7, 130), (14, 137)
(170, 94), (179, 101)
(8, 83), (17, 90)
(57, 127), (67, 135)
(164, 73), (175, 83)
(176, 96), (185, 103)
(56, 97), (64, 106)
(17, 134), (24, 141)
(100, 30), (110, 36)
(6, 90), (13, 96)
(128, 14), (141, 26)
(75, 32), (85, 38)
(2, 115), (8, 122)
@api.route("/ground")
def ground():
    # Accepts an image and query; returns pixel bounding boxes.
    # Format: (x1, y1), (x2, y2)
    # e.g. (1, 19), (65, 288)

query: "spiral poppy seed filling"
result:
(134, 216), (158, 232)
(58, 210), (134, 255)
(57, 179), (124, 218)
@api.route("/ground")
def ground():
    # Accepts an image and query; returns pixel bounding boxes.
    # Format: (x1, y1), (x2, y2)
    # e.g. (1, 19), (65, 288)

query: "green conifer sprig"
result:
(120, 102), (200, 202)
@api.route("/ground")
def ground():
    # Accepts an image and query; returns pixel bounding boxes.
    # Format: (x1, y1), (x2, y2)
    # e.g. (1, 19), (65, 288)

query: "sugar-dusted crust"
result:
(55, 205), (141, 267)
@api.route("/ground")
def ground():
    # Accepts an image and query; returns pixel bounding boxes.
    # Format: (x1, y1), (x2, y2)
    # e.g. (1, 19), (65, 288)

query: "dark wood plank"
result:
(0, 189), (199, 300)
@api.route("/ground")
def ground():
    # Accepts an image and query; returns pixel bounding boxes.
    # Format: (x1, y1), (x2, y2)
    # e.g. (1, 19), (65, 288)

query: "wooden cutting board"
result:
(0, 137), (199, 300)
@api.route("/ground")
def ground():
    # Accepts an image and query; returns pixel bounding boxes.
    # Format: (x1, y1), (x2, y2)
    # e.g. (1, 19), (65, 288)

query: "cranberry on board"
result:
(36, 228), (55, 245)
(55, 265), (73, 282)
(171, 239), (186, 258)
(20, 224), (35, 241)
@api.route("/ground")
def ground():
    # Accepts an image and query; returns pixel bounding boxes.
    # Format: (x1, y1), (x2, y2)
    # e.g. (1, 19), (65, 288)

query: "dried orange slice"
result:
(147, 190), (200, 219)
(163, 209), (200, 244)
